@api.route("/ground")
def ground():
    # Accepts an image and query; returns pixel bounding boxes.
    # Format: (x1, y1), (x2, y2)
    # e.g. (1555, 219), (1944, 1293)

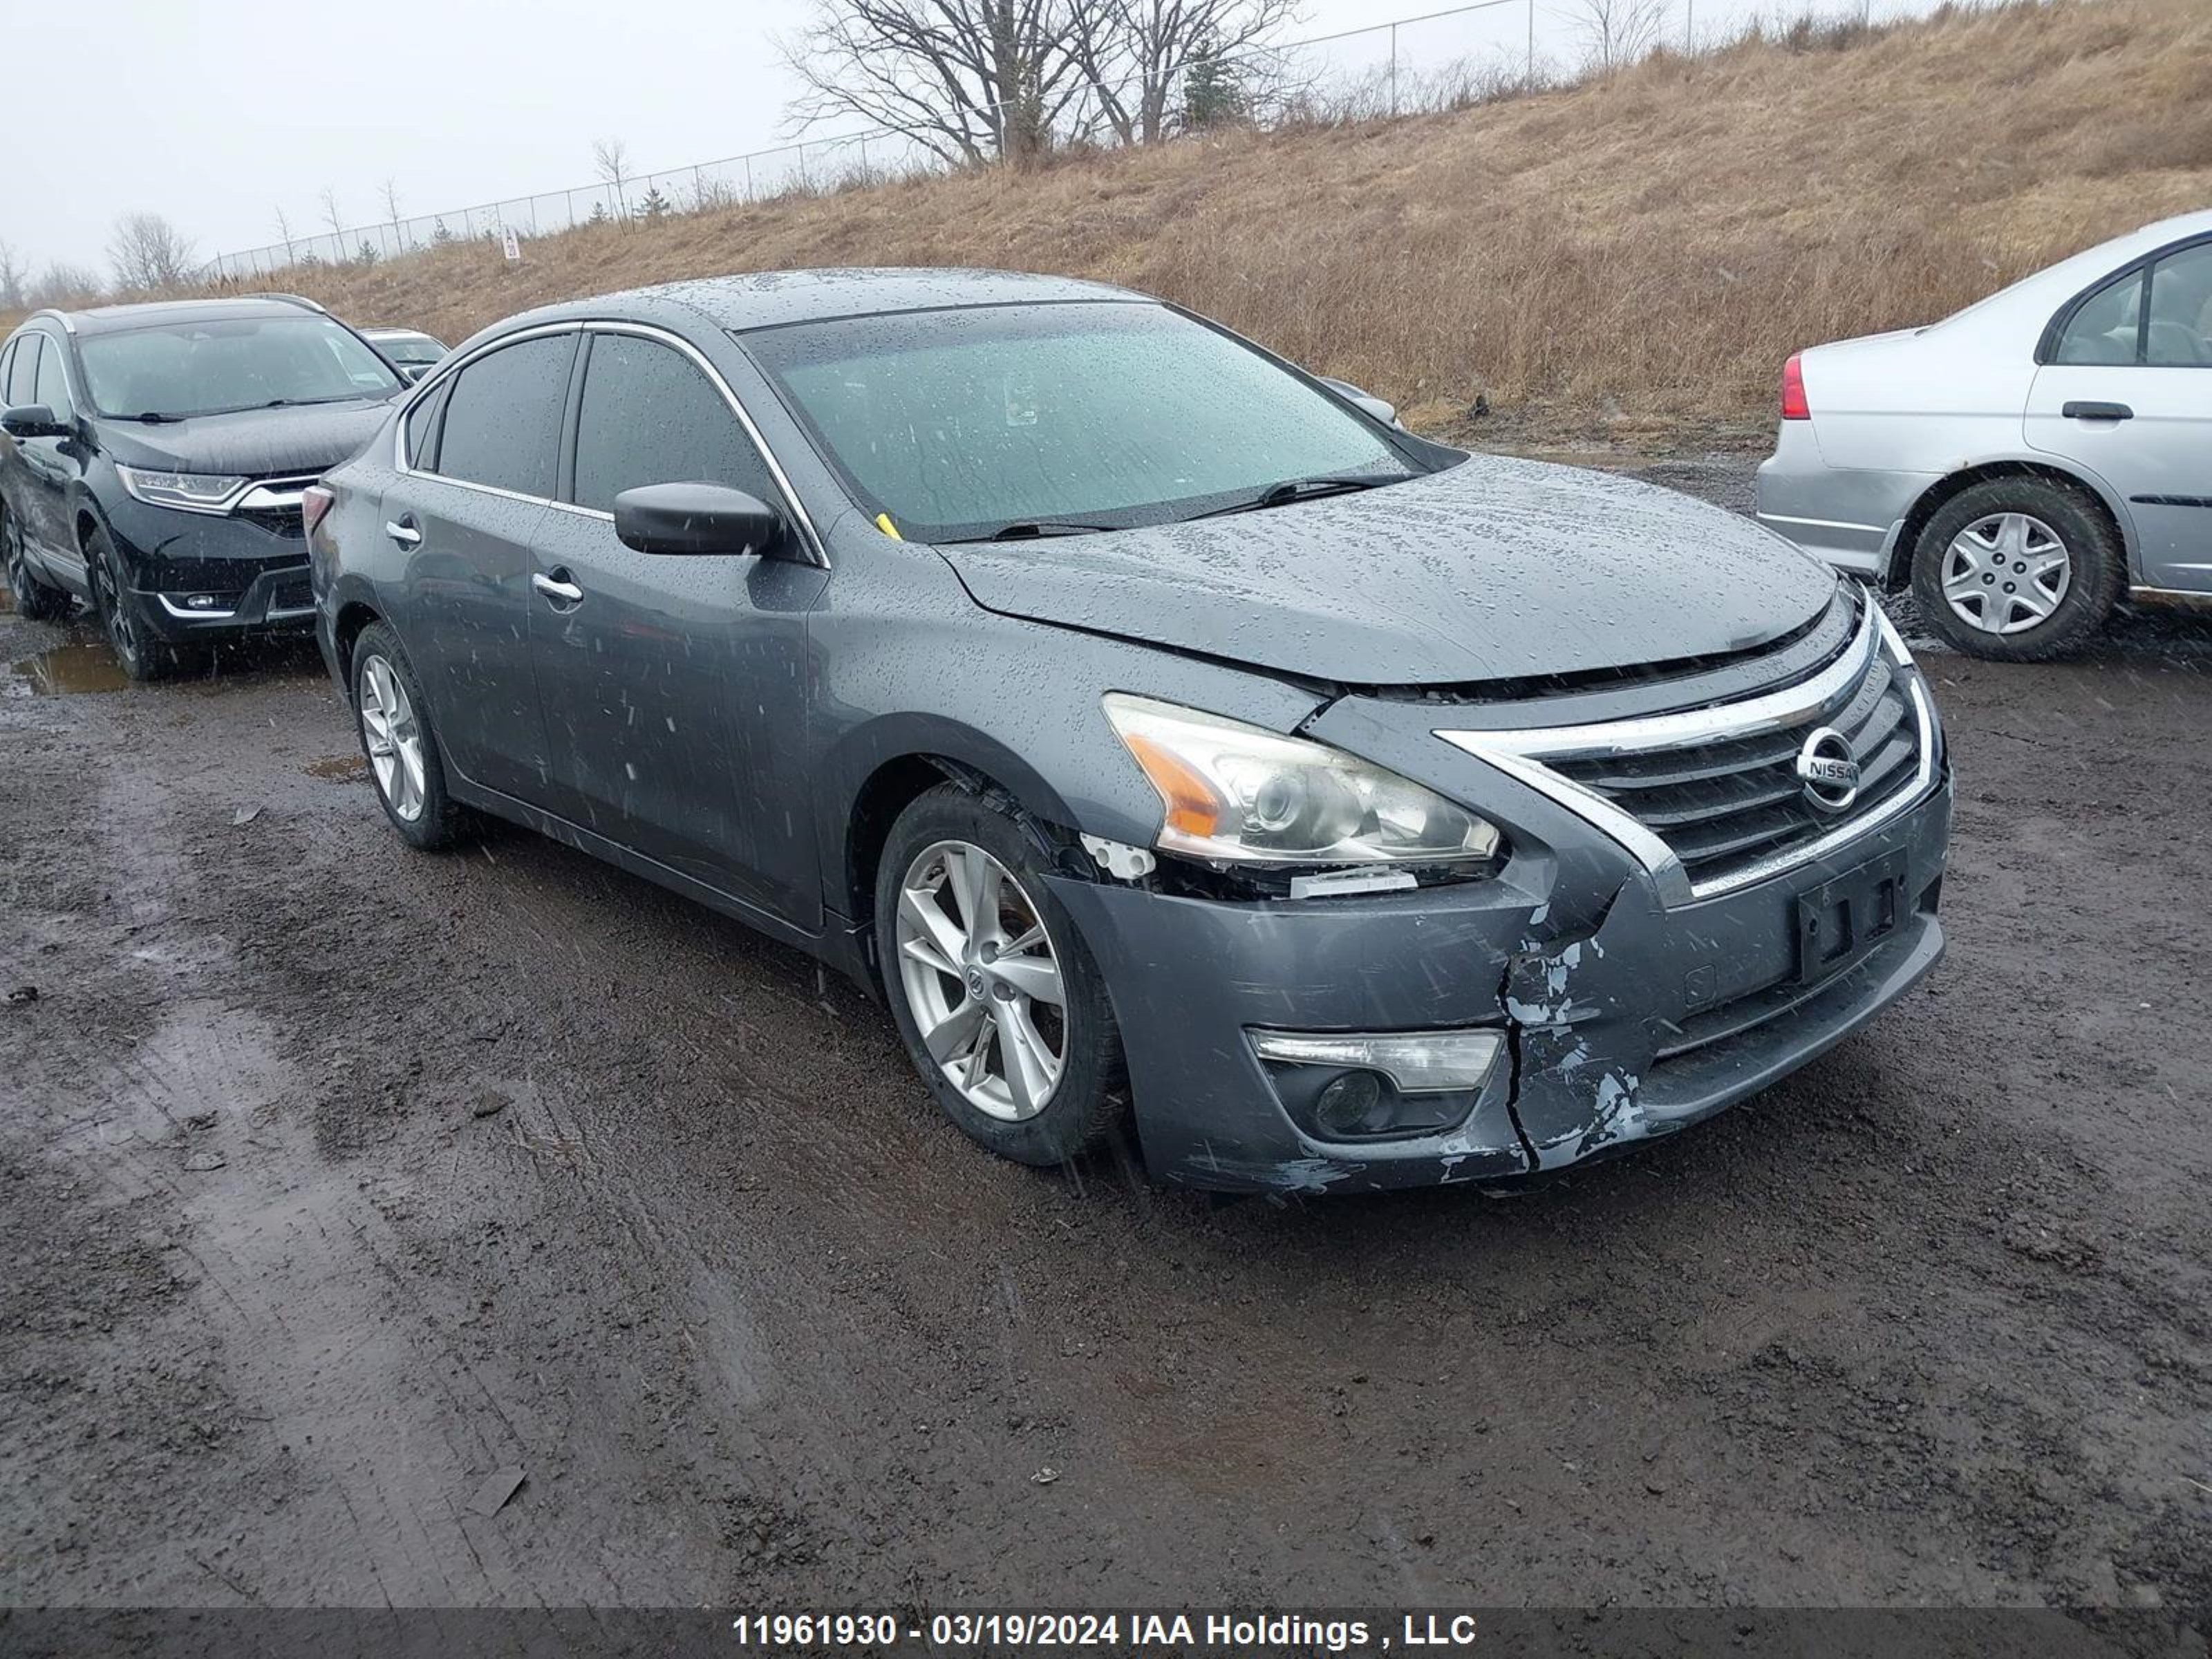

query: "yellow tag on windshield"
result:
(874, 512), (902, 541)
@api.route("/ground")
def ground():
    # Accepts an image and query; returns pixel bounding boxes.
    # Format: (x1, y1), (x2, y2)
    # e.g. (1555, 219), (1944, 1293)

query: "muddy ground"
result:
(1, 458), (2209, 1625)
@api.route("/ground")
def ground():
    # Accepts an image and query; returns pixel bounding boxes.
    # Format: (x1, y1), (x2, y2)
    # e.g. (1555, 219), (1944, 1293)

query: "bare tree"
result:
(27, 263), (104, 308)
(1068, 0), (1297, 144)
(108, 212), (198, 293)
(592, 138), (632, 218)
(319, 186), (345, 238)
(273, 205), (298, 263)
(780, 0), (1096, 166)
(0, 241), (26, 311)
(380, 177), (405, 250)
(1561, 0), (1668, 71)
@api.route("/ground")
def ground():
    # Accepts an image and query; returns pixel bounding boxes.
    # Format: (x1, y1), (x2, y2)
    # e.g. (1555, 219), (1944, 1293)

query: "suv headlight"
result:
(115, 466), (249, 514)
(1104, 693), (1500, 867)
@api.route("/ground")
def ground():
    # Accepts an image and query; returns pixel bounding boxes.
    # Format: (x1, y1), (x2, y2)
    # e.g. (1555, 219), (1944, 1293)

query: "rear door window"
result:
(431, 333), (577, 498)
(404, 375), (453, 470)
(2051, 269), (2144, 366)
(570, 332), (776, 514)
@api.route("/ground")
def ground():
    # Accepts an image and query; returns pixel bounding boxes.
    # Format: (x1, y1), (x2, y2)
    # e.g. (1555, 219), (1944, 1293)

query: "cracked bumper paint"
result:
(1047, 777), (1951, 1195)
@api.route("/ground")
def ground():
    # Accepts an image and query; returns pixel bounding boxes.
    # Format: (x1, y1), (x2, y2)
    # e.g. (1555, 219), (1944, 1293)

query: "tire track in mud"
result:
(4, 559), (2211, 1614)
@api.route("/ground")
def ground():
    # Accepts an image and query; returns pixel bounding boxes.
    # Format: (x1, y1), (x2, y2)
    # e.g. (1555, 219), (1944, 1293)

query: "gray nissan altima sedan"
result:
(308, 268), (1952, 1194)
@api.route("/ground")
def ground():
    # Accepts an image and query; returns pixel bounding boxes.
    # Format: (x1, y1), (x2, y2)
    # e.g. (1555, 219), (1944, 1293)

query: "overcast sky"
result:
(3, 0), (1934, 282)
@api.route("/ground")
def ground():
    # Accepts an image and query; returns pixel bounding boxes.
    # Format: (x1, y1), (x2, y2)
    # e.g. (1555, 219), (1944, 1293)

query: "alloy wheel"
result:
(3, 511), (28, 610)
(359, 654), (428, 823)
(894, 839), (1068, 1122)
(1941, 511), (2070, 636)
(93, 547), (142, 667)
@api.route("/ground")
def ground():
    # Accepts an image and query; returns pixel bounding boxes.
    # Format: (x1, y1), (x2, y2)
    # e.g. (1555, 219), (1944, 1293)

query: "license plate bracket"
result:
(1795, 847), (1909, 985)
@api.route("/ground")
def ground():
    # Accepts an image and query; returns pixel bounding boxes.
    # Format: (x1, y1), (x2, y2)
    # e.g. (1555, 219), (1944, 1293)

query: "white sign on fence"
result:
(501, 227), (522, 263)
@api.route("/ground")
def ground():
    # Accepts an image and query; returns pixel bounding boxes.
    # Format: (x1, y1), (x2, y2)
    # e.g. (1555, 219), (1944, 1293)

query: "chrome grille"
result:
(1436, 599), (1939, 905)
(1548, 650), (1920, 888)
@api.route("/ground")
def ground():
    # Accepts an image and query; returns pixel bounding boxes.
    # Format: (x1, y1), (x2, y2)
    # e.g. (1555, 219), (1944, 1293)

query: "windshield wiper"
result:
(117, 411), (182, 424)
(1186, 472), (1403, 521)
(966, 520), (1119, 542)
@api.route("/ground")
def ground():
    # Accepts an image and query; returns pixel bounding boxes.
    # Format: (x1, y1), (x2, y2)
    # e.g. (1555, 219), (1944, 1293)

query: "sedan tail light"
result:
(301, 484), (337, 537)
(1781, 354), (1810, 421)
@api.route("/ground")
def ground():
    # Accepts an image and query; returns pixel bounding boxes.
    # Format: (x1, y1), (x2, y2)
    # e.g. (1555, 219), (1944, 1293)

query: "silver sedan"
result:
(1755, 208), (2212, 659)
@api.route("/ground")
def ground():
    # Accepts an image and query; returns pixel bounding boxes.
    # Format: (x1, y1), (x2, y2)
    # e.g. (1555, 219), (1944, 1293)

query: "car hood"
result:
(100, 397), (395, 478)
(935, 454), (1837, 687)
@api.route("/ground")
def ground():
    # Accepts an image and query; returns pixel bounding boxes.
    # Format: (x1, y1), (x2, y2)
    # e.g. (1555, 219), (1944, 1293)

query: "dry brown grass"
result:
(28, 0), (2212, 443)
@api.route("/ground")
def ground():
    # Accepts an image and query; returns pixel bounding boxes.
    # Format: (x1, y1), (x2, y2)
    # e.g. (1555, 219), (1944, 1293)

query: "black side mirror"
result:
(1315, 376), (1400, 429)
(1, 404), (68, 440)
(613, 481), (784, 557)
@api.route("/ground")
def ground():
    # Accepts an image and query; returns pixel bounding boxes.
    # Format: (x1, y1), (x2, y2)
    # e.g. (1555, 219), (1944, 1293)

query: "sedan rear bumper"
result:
(1049, 778), (1951, 1195)
(1754, 424), (1938, 582)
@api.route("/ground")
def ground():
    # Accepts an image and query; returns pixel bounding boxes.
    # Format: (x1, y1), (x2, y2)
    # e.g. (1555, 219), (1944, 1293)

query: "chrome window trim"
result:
(391, 318), (827, 568)
(1435, 602), (1940, 906)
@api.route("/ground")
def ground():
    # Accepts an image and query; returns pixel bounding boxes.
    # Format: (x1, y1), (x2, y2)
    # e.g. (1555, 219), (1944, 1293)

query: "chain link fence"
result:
(199, 0), (1567, 283)
(198, 0), (1920, 282)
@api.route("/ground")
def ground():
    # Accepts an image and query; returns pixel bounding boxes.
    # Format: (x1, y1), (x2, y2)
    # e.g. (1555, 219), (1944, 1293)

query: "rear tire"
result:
(1909, 477), (2122, 662)
(3, 500), (72, 622)
(876, 784), (1128, 1169)
(350, 621), (468, 850)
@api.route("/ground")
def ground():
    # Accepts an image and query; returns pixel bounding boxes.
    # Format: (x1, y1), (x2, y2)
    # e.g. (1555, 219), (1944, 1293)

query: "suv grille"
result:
(1548, 646), (1921, 891)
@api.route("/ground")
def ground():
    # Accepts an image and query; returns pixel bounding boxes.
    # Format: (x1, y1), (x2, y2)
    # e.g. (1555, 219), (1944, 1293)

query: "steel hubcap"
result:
(1942, 512), (2070, 636)
(359, 655), (428, 823)
(894, 840), (1067, 1122)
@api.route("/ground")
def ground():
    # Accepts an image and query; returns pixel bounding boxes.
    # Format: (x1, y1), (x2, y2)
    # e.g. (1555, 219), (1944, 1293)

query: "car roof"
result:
(39, 294), (331, 337)
(362, 326), (440, 339)
(497, 267), (1144, 339)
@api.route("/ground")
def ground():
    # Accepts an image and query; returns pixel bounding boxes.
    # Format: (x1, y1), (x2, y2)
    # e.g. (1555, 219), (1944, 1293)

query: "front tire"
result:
(1909, 477), (2122, 661)
(876, 785), (1128, 1168)
(86, 526), (201, 681)
(3, 501), (72, 622)
(350, 621), (468, 850)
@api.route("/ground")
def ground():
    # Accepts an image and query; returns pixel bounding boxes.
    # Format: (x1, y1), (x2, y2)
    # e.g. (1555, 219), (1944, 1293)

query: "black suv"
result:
(0, 294), (405, 678)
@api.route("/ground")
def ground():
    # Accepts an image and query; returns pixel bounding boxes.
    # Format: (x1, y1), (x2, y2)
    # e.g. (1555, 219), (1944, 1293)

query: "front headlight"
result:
(1104, 693), (1500, 867)
(115, 466), (250, 514)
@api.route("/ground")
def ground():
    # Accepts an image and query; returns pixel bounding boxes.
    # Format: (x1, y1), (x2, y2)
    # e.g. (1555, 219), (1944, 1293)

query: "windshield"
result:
(741, 301), (1418, 541)
(375, 333), (447, 364)
(80, 315), (403, 418)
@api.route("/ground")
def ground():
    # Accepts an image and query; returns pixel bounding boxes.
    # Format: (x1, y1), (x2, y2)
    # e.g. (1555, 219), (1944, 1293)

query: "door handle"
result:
(2061, 400), (2133, 422)
(532, 570), (584, 606)
(384, 518), (422, 546)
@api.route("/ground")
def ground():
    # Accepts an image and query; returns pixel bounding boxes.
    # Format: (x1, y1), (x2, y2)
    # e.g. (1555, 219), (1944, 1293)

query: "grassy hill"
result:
(43, 0), (2212, 444)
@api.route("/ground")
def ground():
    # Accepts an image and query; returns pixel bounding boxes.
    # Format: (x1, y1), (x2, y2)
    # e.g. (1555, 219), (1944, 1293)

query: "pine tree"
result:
(356, 240), (379, 266)
(1183, 35), (1245, 131)
(636, 185), (673, 221)
(588, 201), (612, 227)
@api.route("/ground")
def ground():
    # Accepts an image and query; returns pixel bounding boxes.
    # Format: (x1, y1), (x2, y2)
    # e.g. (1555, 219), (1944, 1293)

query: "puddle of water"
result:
(305, 754), (369, 782)
(6, 637), (131, 697)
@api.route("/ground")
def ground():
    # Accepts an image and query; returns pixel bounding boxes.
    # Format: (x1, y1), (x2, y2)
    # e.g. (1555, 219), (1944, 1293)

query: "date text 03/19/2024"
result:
(727, 1612), (1485, 1650)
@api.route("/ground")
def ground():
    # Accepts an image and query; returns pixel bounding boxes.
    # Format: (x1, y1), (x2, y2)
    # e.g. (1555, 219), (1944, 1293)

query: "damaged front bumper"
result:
(1047, 776), (1951, 1195)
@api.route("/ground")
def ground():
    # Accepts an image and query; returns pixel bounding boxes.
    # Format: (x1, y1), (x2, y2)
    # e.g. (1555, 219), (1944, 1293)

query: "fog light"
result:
(1314, 1069), (1388, 1136)
(1250, 1028), (1506, 1143)
(184, 594), (220, 610)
